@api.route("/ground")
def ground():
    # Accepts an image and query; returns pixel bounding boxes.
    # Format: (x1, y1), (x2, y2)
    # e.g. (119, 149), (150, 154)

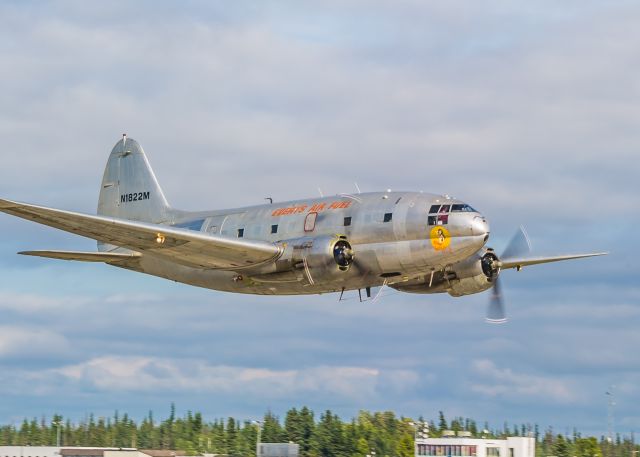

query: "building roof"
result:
(61, 449), (107, 456)
(140, 451), (187, 457)
(60, 450), (185, 457)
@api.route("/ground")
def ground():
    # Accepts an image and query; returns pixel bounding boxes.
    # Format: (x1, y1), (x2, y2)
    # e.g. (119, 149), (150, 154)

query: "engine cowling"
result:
(251, 234), (354, 284)
(446, 250), (499, 297)
(391, 249), (500, 295)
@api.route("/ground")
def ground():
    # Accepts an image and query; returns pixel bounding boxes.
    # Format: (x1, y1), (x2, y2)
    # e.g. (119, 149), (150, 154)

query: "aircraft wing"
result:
(0, 198), (282, 270)
(500, 252), (607, 270)
(18, 250), (142, 263)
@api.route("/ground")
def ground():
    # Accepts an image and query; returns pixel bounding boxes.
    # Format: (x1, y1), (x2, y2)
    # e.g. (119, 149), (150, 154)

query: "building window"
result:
(383, 212), (392, 222)
(237, 228), (244, 238)
(509, 449), (514, 457)
(422, 445), (480, 457)
(487, 448), (500, 457)
(271, 224), (278, 234)
(344, 216), (352, 226)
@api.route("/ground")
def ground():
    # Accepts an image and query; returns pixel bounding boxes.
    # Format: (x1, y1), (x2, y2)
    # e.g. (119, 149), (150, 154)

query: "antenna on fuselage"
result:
(318, 187), (324, 197)
(265, 197), (273, 204)
(354, 182), (361, 194)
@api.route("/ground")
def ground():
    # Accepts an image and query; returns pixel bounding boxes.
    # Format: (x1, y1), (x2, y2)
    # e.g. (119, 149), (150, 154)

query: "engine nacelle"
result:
(390, 249), (500, 295)
(446, 250), (498, 297)
(251, 234), (354, 284)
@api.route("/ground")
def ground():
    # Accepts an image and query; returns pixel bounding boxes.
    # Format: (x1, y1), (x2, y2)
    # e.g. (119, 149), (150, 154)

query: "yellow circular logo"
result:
(430, 226), (451, 251)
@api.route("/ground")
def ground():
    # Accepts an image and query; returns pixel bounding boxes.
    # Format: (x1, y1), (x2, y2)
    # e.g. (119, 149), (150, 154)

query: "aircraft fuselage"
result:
(126, 191), (490, 295)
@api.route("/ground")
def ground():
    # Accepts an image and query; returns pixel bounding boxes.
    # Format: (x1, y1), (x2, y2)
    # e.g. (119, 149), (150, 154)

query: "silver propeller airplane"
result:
(0, 135), (606, 322)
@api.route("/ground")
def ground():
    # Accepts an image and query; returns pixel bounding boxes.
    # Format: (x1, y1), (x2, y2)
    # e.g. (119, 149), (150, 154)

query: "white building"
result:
(0, 449), (185, 457)
(0, 447), (63, 457)
(258, 443), (299, 457)
(416, 436), (535, 457)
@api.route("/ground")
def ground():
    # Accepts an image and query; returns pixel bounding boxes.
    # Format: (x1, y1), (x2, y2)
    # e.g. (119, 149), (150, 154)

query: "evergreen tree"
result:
(297, 407), (315, 457)
(262, 412), (285, 443)
(553, 435), (570, 457)
(313, 410), (345, 457)
(576, 437), (602, 457)
(226, 417), (237, 456)
(0, 406), (638, 457)
(397, 433), (414, 457)
(438, 412), (447, 433)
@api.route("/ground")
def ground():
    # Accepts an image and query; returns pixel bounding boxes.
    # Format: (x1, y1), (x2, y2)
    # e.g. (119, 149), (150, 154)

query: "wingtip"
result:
(18, 251), (41, 256)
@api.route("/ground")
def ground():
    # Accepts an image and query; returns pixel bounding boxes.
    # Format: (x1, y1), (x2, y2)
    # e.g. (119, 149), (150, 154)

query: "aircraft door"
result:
(304, 212), (317, 232)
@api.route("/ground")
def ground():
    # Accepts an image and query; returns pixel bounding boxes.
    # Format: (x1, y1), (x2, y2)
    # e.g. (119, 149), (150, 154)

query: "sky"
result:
(0, 0), (639, 436)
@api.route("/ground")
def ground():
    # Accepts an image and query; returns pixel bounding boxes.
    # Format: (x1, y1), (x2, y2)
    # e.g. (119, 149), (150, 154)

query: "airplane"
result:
(0, 135), (606, 322)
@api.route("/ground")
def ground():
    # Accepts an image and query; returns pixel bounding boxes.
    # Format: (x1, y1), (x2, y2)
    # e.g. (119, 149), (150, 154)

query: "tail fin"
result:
(98, 135), (170, 223)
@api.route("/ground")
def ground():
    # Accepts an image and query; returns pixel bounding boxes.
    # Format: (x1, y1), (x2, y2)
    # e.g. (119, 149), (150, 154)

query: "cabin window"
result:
(271, 224), (278, 234)
(237, 228), (244, 238)
(429, 204), (441, 213)
(304, 212), (317, 232)
(174, 219), (205, 231)
(344, 216), (352, 227)
(383, 212), (393, 223)
(439, 204), (450, 213)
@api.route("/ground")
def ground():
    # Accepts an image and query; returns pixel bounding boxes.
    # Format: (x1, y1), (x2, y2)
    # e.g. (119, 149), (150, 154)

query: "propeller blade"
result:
(484, 226), (528, 322)
(501, 225), (532, 259)
(486, 276), (507, 324)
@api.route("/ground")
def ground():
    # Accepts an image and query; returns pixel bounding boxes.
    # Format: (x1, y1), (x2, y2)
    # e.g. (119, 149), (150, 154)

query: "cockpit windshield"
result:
(428, 203), (477, 226)
(451, 204), (476, 212)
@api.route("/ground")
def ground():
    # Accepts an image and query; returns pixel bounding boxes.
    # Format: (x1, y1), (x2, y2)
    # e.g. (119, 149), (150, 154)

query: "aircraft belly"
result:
(111, 235), (487, 296)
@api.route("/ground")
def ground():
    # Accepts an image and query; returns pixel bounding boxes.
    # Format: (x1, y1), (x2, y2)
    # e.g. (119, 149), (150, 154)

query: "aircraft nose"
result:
(471, 215), (490, 239)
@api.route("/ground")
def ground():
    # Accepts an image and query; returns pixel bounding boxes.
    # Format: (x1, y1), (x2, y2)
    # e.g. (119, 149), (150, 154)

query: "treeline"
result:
(0, 406), (637, 457)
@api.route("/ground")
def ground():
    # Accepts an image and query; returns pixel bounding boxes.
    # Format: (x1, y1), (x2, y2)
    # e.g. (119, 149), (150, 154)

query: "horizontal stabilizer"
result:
(19, 250), (141, 263)
(500, 252), (608, 270)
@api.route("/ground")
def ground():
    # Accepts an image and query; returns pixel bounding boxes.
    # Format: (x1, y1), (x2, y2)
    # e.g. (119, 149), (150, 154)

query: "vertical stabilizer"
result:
(98, 135), (170, 224)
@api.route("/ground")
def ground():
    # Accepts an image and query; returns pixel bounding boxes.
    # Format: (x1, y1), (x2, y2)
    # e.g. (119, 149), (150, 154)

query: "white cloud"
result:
(470, 359), (578, 403)
(0, 291), (89, 313)
(0, 326), (70, 358)
(51, 355), (416, 401)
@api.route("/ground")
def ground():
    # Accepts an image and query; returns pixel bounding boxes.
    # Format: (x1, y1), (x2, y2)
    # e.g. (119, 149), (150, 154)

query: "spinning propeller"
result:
(484, 226), (532, 324)
(481, 225), (607, 323)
